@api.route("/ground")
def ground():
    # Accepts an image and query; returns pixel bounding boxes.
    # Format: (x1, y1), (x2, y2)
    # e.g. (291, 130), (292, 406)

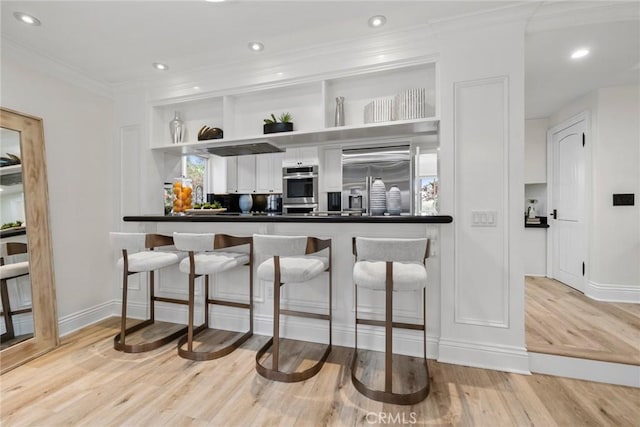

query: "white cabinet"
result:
(321, 147), (342, 192)
(256, 153), (283, 193)
(237, 155), (256, 193)
(283, 147), (318, 167)
(226, 157), (238, 193)
(226, 153), (282, 194)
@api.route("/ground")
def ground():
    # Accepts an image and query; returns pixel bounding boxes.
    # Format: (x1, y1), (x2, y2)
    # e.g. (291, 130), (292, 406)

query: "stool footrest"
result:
(280, 309), (330, 321)
(356, 318), (424, 331)
(178, 326), (253, 361)
(256, 337), (332, 383)
(207, 298), (251, 310)
(350, 348), (430, 405)
(114, 319), (188, 353)
(153, 296), (189, 306)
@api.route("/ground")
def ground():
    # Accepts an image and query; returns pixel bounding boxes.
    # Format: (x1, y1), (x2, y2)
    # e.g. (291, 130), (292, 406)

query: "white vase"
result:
(239, 194), (253, 213)
(370, 178), (386, 216)
(387, 185), (401, 215)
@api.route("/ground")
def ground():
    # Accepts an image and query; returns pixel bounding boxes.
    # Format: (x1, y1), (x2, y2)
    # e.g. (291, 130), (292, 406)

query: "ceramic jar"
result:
(387, 185), (401, 215)
(370, 178), (386, 216)
(239, 194), (253, 213)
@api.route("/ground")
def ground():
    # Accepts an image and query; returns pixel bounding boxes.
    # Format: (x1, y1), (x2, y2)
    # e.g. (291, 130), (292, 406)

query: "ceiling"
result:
(1, 1), (639, 119)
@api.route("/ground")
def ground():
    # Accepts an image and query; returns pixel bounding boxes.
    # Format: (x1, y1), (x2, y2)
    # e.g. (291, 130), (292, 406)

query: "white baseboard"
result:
(524, 273), (546, 277)
(58, 300), (116, 337)
(438, 338), (531, 374)
(529, 352), (640, 388)
(586, 281), (640, 303)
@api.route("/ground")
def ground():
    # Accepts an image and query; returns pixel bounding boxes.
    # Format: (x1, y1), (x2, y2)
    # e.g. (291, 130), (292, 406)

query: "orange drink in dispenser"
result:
(172, 177), (193, 214)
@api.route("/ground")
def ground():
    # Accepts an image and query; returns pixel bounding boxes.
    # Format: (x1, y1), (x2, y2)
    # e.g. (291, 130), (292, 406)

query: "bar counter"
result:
(120, 212), (451, 359)
(123, 213), (453, 224)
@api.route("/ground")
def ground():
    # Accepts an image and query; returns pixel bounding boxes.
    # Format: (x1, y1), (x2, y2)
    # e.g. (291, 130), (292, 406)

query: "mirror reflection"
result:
(0, 127), (33, 349)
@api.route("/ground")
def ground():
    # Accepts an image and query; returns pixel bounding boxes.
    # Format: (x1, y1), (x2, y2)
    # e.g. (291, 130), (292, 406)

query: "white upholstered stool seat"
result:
(110, 232), (188, 353)
(0, 261), (29, 280)
(178, 251), (249, 276)
(253, 234), (332, 383)
(1, 242), (31, 341)
(257, 255), (329, 283)
(173, 232), (253, 361)
(117, 251), (182, 273)
(353, 261), (427, 291)
(351, 236), (431, 405)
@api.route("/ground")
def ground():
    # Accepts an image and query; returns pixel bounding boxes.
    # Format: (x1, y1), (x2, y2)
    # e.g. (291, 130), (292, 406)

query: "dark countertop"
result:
(123, 213), (453, 224)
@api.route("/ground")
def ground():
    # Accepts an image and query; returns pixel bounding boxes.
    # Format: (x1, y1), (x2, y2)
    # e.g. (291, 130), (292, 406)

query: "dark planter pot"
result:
(264, 122), (293, 134)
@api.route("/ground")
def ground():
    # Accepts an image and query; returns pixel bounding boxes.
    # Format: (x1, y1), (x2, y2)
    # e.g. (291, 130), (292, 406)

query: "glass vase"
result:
(334, 96), (345, 127)
(169, 111), (185, 144)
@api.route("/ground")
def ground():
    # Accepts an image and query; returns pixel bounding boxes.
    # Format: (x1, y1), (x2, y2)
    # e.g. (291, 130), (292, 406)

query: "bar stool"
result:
(351, 237), (431, 405)
(0, 242), (30, 341)
(253, 234), (332, 382)
(173, 233), (253, 361)
(110, 232), (188, 353)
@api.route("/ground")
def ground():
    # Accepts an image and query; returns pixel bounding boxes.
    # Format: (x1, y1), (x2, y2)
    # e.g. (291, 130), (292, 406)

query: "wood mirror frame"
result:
(0, 107), (58, 373)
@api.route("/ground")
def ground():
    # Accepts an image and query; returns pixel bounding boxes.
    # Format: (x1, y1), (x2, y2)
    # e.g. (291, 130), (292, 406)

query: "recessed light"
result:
(248, 42), (264, 52)
(276, 72), (284, 77)
(571, 48), (590, 59)
(152, 62), (169, 71)
(193, 86), (201, 90)
(13, 12), (41, 26)
(368, 15), (386, 28)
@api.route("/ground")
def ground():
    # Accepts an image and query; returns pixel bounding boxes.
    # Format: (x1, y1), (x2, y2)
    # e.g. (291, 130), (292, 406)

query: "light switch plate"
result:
(471, 210), (497, 227)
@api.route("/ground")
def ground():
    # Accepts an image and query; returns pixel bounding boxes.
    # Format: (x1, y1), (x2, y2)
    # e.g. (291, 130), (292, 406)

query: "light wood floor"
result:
(525, 276), (640, 365)
(2, 318), (639, 426)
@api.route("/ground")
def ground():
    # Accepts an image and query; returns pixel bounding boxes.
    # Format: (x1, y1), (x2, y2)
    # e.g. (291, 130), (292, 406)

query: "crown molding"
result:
(526, 1), (640, 33)
(1, 36), (114, 100)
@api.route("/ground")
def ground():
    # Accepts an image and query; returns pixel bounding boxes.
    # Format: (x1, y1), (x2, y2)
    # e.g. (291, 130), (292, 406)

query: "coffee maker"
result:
(348, 188), (363, 212)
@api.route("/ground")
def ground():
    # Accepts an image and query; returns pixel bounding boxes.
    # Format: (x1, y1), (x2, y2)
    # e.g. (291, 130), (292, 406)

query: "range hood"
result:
(205, 141), (284, 157)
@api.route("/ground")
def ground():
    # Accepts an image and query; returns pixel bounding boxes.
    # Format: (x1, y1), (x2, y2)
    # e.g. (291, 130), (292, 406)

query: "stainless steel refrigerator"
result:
(342, 145), (412, 215)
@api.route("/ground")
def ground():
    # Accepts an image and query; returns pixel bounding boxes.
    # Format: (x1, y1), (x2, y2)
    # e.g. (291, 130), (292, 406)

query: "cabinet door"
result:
(271, 152), (284, 193)
(322, 147), (342, 192)
(236, 155), (256, 193)
(299, 146), (318, 165)
(226, 157), (238, 193)
(282, 148), (300, 167)
(256, 153), (284, 193)
(255, 154), (272, 193)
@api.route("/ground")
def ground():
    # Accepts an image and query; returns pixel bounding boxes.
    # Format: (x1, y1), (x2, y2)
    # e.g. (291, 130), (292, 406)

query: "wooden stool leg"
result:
(385, 261), (393, 394)
(1, 278), (15, 340)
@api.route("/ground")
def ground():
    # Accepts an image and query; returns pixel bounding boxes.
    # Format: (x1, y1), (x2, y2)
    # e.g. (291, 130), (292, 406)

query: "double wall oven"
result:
(282, 165), (318, 214)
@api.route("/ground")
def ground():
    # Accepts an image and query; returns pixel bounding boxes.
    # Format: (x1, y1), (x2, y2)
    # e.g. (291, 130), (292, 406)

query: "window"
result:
(183, 155), (207, 205)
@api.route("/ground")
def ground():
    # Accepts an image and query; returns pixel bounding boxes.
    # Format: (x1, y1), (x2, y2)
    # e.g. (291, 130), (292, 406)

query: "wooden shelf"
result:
(152, 118), (439, 156)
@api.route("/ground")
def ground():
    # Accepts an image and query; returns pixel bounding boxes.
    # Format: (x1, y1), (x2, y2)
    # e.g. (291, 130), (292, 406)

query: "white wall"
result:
(592, 86), (639, 288)
(1, 47), (116, 331)
(525, 118), (548, 183)
(438, 20), (528, 372)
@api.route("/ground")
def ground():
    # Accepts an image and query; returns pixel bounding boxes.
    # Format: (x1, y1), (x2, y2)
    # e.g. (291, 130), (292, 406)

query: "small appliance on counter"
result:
(266, 194), (283, 213)
(347, 187), (363, 213)
(327, 192), (341, 212)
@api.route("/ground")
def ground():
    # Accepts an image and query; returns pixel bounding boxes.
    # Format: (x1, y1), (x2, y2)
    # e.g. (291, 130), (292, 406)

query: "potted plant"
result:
(263, 112), (294, 134)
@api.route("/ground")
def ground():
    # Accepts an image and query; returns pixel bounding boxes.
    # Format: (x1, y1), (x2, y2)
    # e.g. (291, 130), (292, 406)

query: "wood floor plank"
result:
(2, 317), (639, 426)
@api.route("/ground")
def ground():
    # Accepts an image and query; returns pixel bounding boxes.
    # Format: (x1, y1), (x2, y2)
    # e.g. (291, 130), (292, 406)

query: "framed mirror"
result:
(0, 107), (57, 373)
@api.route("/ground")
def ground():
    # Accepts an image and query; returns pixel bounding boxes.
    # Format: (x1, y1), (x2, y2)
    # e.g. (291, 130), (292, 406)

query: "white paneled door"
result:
(550, 117), (587, 292)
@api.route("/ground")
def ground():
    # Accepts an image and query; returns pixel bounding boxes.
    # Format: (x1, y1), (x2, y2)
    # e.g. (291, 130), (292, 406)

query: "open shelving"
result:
(150, 61), (438, 156)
